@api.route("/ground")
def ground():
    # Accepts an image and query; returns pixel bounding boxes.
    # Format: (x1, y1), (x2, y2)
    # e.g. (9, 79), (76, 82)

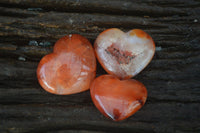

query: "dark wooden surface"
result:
(0, 0), (200, 133)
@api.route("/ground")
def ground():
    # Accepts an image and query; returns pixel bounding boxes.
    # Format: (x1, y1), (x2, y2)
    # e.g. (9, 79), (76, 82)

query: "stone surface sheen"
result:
(90, 75), (147, 121)
(37, 34), (96, 95)
(94, 28), (155, 79)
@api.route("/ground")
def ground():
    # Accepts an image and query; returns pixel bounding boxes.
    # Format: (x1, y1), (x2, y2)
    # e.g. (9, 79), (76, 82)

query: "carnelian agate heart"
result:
(90, 75), (147, 121)
(37, 34), (96, 95)
(94, 28), (155, 79)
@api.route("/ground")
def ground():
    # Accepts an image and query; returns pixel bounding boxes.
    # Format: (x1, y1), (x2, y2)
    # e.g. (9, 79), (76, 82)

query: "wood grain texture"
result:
(0, 0), (200, 133)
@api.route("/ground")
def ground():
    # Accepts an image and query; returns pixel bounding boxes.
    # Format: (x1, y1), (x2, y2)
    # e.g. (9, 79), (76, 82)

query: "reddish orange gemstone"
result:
(37, 34), (96, 95)
(94, 28), (155, 79)
(90, 75), (147, 121)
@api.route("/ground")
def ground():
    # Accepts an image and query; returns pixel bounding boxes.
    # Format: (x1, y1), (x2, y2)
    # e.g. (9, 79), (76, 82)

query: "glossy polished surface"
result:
(90, 75), (147, 121)
(37, 34), (96, 95)
(94, 28), (155, 79)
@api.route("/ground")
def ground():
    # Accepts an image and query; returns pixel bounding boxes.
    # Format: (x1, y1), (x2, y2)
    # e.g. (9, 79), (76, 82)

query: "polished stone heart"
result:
(94, 28), (155, 79)
(90, 75), (147, 121)
(37, 34), (96, 95)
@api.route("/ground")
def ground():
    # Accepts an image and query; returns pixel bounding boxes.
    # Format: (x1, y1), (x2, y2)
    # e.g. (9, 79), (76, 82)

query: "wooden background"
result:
(0, 0), (200, 133)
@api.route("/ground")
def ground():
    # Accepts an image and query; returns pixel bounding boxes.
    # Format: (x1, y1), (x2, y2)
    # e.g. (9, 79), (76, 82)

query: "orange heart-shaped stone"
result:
(90, 75), (147, 121)
(37, 34), (96, 95)
(94, 28), (155, 79)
